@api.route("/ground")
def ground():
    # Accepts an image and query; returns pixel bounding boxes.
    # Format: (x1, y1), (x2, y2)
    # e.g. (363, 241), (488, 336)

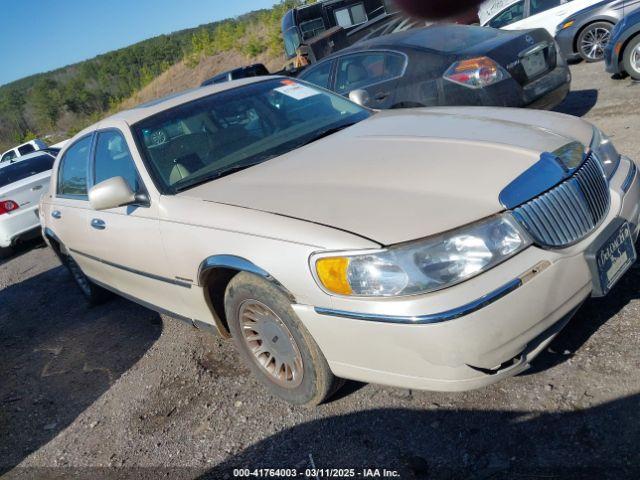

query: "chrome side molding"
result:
(314, 278), (522, 324)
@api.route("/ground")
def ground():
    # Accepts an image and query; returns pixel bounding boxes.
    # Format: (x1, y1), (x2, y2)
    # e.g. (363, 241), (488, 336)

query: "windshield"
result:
(0, 154), (54, 188)
(132, 78), (370, 193)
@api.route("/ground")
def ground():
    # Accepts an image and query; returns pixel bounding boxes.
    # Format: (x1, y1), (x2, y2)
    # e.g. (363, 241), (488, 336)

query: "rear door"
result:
(333, 51), (407, 108)
(47, 134), (95, 266)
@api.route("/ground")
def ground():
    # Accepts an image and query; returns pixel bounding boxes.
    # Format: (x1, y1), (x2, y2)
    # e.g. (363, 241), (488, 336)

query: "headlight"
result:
(312, 214), (531, 297)
(591, 127), (620, 178)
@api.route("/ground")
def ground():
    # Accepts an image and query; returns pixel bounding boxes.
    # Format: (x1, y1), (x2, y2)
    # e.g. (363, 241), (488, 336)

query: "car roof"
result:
(102, 76), (283, 127)
(0, 149), (54, 168)
(317, 24), (502, 60)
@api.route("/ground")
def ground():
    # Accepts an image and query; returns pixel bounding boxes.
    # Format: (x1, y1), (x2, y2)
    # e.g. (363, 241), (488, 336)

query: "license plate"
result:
(595, 222), (636, 295)
(521, 50), (547, 77)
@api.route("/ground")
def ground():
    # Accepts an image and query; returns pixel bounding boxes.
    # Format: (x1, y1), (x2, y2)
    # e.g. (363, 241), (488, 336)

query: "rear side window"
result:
(299, 61), (333, 89)
(94, 130), (141, 192)
(58, 136), (92, 197)
(335, 52), (406, 94)
(0, 155), (54, 188)
(488, 1), (525, 28)
(18, 144), (36, 156)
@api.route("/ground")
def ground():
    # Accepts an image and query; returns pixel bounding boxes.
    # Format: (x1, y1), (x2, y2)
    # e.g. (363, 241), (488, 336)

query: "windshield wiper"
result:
(300, 122), (358, 147)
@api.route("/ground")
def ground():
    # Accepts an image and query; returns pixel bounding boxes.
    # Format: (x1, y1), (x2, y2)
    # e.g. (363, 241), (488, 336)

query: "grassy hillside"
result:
(0, 0), (301, 151)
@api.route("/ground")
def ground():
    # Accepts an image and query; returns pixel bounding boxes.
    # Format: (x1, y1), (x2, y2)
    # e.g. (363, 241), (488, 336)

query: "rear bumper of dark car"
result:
(521, 64), (571, 109)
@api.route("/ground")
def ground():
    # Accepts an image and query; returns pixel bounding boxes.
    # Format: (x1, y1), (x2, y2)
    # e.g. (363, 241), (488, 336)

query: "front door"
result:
(78, 128), (188, 316)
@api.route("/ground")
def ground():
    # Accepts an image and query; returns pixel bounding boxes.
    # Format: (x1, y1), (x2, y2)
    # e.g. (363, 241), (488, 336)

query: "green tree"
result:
(32, 78), (62, 127)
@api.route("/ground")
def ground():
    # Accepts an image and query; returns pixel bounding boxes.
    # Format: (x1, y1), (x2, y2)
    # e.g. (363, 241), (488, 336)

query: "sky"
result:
(0, 0), (278, 86)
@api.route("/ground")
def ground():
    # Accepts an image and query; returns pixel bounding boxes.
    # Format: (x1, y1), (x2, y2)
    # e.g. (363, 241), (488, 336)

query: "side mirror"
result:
(348, 89), (371, 107)
(89, 176), (137, 211)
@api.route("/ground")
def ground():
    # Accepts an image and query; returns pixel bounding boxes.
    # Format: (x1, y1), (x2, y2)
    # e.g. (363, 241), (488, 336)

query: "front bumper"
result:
(604, 44), (620, 74)
(295, 156), (640, 391)
(555, 28), (581, 62)
(0, 204), (41, 248)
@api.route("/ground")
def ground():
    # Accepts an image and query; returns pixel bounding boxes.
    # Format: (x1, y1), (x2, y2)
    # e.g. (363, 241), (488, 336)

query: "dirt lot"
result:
(2, 61), (640, 480)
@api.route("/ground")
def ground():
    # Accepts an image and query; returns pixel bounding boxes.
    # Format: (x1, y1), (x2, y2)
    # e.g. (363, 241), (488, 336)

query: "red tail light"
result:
(443, 56), (508, 89)
(0, 200), (19, 215)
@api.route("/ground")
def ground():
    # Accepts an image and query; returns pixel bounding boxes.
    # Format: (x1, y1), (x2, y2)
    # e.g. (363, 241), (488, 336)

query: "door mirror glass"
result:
(89, 176), (136, 211)
(349, 89), (371, 107)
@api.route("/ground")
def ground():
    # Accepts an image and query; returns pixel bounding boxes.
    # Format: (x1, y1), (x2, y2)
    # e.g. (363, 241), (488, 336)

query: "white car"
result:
(479, 0), (602, 37)
(0, 151), (56, 257)
(0, 139), (48, 165)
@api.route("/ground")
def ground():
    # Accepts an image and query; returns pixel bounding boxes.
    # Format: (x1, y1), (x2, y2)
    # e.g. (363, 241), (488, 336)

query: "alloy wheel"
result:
(239, 299), (304, 388)
(580, 27), (611, 61)
(632, 45), (640, 74)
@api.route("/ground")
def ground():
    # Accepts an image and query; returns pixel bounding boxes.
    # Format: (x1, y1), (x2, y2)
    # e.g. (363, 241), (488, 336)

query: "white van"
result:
(0, 139), (48, 164)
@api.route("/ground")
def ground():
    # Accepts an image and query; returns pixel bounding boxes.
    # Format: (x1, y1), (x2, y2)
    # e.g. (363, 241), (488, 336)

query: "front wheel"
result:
(0, 246), (13, 260)
(577, 22), (613, 62)
(623, 36), (640, 81)
(224, 272), (342, 406)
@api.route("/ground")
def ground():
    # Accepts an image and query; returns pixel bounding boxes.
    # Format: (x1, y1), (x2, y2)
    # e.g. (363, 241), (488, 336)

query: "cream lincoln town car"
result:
(40, 77), (640, 406)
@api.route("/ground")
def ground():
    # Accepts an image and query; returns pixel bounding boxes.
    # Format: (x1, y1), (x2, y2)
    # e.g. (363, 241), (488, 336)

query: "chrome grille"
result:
(511, 153), (610, 248)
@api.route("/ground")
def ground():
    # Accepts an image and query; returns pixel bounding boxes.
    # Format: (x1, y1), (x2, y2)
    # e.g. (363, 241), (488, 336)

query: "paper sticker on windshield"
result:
(274, 83), (320, 100)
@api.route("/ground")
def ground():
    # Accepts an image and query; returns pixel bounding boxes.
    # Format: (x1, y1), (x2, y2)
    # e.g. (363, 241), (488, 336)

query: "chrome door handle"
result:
(51, 210), (61, 219)
(91, 218), (106, 230)
(31, 185), (43, 191)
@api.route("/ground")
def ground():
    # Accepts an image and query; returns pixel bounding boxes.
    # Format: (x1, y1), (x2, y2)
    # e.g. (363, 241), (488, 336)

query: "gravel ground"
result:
(2, 61), (640, 480)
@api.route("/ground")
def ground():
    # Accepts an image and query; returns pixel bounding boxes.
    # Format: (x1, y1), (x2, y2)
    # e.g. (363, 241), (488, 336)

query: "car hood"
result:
(181, 107), (594, 246)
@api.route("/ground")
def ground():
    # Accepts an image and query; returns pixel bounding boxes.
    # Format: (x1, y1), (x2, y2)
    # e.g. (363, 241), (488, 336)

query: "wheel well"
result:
(202, 267), (239, 338)
(573, 20), (615, 53)
(200, 259), (295, 339)
(43, 228), (65, 258)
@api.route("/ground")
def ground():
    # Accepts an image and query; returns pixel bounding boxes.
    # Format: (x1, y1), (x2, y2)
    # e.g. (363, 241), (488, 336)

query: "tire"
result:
(224, 272), (342, 406)
(63, 254), (111, 305)
(622, 35), (640, 81)
(577, 22), (613, 62)
(0, 246), (13, 260)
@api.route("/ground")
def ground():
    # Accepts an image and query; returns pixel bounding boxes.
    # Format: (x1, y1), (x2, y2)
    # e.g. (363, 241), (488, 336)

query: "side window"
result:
(58, 135), (92, 197)
(530, 0), (563, 15)
(18, 144), (36, 155)
(335, 52), (405, 94)
(299, 61), (333, 89)
(334, 3), (368, 27)
(1, 151), (17, 162)
(94, 130), (141, 193)
(488, 1), (525, 28)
